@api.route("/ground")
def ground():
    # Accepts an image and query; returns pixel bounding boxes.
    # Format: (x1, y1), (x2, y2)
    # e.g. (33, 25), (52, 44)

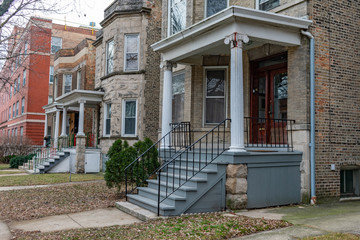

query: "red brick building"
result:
(0, 17), (96, 145)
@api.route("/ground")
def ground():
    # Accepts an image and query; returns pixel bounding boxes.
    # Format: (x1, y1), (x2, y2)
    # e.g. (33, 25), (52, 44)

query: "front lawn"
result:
(0, 170), (23, 175)
(0, 164), (10, 170)
(0, 173), (104, 187)
(11, 213), (291, 240)
(0, 182), (119, 222)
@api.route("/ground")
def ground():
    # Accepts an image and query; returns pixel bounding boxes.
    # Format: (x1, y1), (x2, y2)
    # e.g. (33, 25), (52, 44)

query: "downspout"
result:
(301, 30), (316, 204)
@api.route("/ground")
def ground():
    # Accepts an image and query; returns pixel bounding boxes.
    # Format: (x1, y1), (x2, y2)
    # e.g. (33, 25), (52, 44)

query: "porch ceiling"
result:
(55, 90), (104, 108)
(152, 6), (312, 64)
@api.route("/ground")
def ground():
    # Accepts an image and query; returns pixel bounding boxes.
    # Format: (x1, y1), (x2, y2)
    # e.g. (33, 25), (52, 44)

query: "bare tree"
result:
(0, 0), (75, 91)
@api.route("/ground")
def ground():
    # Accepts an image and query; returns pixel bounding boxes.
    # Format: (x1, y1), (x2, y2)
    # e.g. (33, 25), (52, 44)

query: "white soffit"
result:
(152, 6), (312, 62)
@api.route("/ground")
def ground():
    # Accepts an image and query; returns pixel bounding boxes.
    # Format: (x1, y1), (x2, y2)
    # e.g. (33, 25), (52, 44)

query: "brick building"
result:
(93, 0), (162, 163)
(121, 0), (359, 215)
(0, 17), (97, 146)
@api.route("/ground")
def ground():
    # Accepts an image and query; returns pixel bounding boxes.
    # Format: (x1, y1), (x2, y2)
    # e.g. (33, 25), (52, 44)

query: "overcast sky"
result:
(40, 0), (114, 28)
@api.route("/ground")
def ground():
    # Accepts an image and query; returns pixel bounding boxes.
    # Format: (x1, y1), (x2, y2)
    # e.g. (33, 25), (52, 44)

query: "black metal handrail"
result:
(244, 117), (295, 151)
(156, 119), (231, 216)
(124, 122), (192, 199)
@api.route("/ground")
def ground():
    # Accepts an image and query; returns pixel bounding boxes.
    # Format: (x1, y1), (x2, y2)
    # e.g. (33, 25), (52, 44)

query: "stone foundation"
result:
(226, 164), (248, 209)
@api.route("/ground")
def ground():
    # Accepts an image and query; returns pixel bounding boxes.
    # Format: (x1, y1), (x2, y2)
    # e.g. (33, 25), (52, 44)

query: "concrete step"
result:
(115, 201), (158, 221)
(127, 194), (175, 215)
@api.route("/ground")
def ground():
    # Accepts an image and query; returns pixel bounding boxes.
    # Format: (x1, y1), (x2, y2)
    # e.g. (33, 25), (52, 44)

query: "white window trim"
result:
(202, 66), (228, 126)
(77, 70), (81, 89)
(124, 34), (140, 72)
(63, 74), (72, 94)
(103, 102), (111, 137)
(121, 99), (137, 137)
(204, 0), (229, 18)
(167, 0), (187, 37)
(49, 66), (54, 84)
(106, 39), (114, 75)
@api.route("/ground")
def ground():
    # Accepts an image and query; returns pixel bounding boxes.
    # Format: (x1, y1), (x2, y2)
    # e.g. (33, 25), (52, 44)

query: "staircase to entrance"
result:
(123, 120), (230, 216)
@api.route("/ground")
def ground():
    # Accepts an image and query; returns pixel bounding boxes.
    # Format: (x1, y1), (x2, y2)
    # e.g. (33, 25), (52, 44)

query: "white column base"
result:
(228, 146), (247, 152)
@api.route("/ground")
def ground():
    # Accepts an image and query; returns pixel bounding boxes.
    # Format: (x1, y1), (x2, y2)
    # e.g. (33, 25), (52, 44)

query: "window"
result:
(12, 103), (15, 118)
(49, 66), (54, 84)
(172, 71), (185, 122)
(24, 42), (28, 55)
(14, 81), (16, 94)
(8, 130), (10, 140)
(10, 86), (12, 98)
(106, 39), (114, 74)
(122, 100), (137, 136)
(77, 70), (81, 89)
(8, 106), (11, 119)
(258, 0), (280, 11)
(20, 127), (23, 144)
(23, 70), (26, 86)
(340, 169), (360, 197)
(124, 34), (139, 71)
(103, 103), (111, 136)
(14, 128), (17, 143)
(11, 129), (14, 143)
(48, 96), (53, 104)
(21, 97), (25, 114)
(16, 101), (19, 116)
(51, 37), (62, 53)
(17, 76), (20, 91)
(204, 68), (226, 124)
(169, 0), (186, 35)
(63, 74), (72, 94)
(205, 0), (228, 17)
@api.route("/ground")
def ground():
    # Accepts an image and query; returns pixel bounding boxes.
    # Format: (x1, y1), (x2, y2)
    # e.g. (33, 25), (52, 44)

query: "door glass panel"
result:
(273, 73), (287, 119)
(258, 76), (266, 122)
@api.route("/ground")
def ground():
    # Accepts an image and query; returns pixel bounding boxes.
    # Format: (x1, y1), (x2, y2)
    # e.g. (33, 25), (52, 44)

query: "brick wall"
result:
(310, 0), (360, 197)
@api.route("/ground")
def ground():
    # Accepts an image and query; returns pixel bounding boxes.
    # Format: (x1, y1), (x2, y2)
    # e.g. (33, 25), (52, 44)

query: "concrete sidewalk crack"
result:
(67, 214), (84, 228)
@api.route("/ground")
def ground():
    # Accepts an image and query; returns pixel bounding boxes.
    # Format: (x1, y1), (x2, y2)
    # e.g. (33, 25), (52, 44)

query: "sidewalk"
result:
(3, 208), (142, 240)
(234, 200), (360, 239)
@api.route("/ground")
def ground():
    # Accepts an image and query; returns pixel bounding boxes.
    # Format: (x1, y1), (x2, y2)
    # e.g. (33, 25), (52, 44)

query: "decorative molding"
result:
(224, 32), (249, 48)
(160, 61), (177, 71)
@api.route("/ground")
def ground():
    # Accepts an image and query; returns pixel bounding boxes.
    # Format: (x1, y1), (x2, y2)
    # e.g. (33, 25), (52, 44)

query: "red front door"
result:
(250, 54), (288, 145)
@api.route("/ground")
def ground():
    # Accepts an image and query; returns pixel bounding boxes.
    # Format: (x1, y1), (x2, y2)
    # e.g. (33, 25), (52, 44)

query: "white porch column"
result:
(77, 100), (85, 136)
(161, 61), (176, 147)
(43, 113), (48, 146)
(54, 110), (60, 148)
(225, 33), (249, 152)
(60, 107), (67, 137)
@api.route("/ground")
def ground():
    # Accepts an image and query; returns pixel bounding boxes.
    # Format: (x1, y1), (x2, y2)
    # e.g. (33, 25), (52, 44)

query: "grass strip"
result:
(12, 213), (291, 240)
(0, 173), (104, 187)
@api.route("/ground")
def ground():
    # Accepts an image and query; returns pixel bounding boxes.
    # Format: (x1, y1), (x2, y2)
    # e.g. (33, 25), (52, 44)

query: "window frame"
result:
(77, 70), (81, 89)
(17, 76), (20, 91)
(122, 99), (137, 137)
(21, 97), (25, 114)
(12, 103), (15, 118)
(168, 0), (187, 36)
(63, 74), (72, 94)
(124, 34), (140, 72)
(49, 66), (54, 84)
(203, 66), (228, 126)
(51, 37), (62, 54)
(106, 39), (114, 75)
(256, 0), (280, 11)
(8, 106), (11, 119)
(16, 101), (19, 116)
(20, 127), (23, 144)
(103, 102), (112, 137)
(204, 0), (229, 18)
(23, 69), (26, 86)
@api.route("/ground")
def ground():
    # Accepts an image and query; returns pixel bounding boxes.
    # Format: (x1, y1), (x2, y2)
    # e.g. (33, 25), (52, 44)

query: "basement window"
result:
(340, 168), (360, 197)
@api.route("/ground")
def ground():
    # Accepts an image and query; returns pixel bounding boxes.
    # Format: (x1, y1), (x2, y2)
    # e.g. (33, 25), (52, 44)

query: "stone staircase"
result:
(125, 152), (227, 216)
(24, 151), (70, 174)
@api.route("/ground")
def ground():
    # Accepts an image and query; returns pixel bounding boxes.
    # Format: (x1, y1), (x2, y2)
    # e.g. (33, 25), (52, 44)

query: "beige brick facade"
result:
(95, 0), (162, 156)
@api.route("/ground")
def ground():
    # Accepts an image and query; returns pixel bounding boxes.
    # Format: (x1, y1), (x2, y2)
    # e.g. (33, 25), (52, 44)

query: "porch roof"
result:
(152, 6), (312, 64)
(55, 90), (104, 108)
